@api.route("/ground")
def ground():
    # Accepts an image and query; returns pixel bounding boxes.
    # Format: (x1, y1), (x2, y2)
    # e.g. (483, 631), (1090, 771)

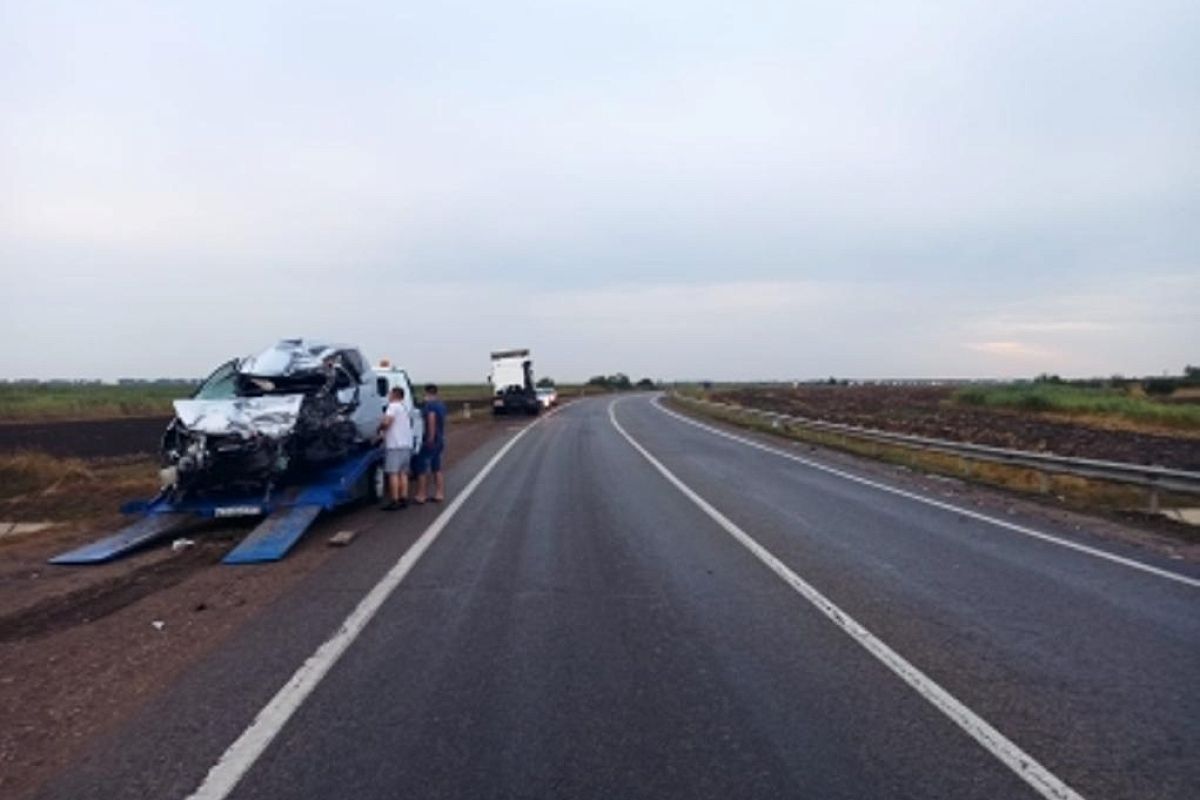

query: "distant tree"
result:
(536, 376), (555, 388)
(1033, 373), (1063, 384)
(1143, 377), (1177, 396)
(1185, 365), (1200, 383)
(583, 373), (636, 391)
(608, 373), (633, 391)
(635, 378), (655, 390)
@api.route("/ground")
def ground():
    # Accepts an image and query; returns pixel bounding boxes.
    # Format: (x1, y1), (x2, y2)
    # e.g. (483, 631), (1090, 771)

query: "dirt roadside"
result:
(0, 414), (518, 800)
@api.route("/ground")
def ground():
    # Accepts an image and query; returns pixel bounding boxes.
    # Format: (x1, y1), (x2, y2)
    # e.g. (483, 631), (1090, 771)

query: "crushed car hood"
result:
(172, 396), (305, 438)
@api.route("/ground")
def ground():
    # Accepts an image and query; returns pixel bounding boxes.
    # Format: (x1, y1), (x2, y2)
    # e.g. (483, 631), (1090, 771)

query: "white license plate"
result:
(215, 505), (262, 518)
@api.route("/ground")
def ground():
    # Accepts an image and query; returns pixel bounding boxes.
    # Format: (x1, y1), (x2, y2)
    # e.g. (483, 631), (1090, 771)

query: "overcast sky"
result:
(1, 0), (1196, 382)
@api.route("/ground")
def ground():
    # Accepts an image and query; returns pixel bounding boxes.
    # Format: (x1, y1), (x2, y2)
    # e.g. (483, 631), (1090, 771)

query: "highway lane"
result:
(615, 395), (1200, 799)
(37, 395), (1200, 799)
(205, 395), (1039, 799)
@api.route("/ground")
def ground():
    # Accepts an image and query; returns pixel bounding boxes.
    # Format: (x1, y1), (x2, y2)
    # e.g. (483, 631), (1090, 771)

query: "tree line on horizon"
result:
(537, 374), (656, 391)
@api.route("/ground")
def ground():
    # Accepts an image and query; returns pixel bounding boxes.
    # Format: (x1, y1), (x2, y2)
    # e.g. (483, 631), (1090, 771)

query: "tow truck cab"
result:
(375, 361), (425, 451)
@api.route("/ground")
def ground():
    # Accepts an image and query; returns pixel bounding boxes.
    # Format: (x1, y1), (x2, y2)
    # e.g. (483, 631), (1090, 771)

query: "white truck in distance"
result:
(489, 349), (540, 416)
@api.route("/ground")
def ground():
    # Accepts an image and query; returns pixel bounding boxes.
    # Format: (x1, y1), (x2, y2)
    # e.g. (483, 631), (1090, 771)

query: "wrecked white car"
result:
(161, 339), (388, 494)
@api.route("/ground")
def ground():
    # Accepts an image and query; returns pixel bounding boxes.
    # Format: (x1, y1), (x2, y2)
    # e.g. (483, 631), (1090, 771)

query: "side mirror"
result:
(376, 377), (388, 397)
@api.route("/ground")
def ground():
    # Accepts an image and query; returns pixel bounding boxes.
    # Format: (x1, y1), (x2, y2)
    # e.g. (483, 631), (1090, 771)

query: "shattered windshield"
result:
(194, 361), (239, 400)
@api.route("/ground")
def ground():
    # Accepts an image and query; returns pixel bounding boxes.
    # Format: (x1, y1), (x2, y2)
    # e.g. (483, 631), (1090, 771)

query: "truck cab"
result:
(489, 348), (541, 416)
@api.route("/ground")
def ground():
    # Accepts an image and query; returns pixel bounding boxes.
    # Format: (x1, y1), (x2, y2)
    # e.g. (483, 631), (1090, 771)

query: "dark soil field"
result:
(0, 417), (169, 458)
(713, 385), (1200, 471)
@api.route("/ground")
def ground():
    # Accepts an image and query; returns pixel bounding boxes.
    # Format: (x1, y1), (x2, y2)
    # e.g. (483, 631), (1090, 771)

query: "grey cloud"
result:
(1, 0), (1196, 379)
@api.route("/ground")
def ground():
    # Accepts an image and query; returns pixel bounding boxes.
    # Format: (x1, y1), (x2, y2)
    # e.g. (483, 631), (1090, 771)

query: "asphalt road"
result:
(38, 396), (1200, 799)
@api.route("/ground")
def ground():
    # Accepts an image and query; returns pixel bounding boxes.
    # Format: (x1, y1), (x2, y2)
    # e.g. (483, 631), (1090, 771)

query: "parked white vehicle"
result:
(536, 386), (558, 408)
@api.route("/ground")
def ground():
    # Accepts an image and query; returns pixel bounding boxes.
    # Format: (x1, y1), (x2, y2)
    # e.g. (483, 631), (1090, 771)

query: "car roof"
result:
(240, 339), (358, 376)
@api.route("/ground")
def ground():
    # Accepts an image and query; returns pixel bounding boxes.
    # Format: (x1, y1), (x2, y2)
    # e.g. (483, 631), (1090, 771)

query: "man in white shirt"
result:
(378, 386), (414, 510)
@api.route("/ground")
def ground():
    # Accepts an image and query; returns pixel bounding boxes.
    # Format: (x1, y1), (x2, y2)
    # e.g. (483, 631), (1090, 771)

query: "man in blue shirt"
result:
(413, 384), (448, 503)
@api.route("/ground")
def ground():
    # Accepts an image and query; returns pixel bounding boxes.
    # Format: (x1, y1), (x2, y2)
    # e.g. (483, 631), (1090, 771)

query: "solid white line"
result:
(653, 397), (1200, 590)
(186, 408), (560, 800)
(609, 400), (1085, 800)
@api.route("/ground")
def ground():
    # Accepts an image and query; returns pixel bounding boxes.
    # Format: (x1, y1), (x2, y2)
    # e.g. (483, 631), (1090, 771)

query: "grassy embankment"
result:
(953, 383), (1200, 432)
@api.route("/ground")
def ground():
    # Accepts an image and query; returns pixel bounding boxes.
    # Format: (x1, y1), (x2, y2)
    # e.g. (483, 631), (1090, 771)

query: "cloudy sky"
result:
(1, 0), (1196, 382)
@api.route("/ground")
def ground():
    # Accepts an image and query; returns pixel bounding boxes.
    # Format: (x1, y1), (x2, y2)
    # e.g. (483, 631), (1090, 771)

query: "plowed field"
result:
(713, 385), (1200, 470)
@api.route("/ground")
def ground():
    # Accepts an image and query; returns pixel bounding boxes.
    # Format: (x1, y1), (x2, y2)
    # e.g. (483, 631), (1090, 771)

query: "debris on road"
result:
(328, 530), (358, 547)
(0, 521), (56, 539)
(150, 620), (165, 631)
(170, 538), (196, 552)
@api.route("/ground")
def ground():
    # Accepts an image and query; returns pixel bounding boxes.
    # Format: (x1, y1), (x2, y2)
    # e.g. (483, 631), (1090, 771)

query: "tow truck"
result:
(50, 339), (392, 566)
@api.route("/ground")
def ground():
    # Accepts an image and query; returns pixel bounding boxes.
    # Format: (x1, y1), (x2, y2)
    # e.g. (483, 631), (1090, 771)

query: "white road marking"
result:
(186, 408), (560, 800)
(610, 400), (1085, 800)
(653, 397), (1200, 590)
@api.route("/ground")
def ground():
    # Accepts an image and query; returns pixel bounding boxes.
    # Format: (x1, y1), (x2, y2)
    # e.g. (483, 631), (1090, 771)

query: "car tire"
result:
(369, 463), (386, 502)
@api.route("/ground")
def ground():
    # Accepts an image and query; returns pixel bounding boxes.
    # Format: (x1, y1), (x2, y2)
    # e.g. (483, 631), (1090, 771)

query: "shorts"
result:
(384, 447), (412, 474)
(412, 442), (443, 474)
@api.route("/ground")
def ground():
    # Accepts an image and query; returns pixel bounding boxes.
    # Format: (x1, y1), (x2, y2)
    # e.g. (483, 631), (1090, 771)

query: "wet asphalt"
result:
(38, 396), (1200, 799)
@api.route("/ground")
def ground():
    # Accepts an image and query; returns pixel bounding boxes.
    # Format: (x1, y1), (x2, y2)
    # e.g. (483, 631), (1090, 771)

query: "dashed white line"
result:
(652, 396), (1200, 590)
(610, 399), (1085, 800)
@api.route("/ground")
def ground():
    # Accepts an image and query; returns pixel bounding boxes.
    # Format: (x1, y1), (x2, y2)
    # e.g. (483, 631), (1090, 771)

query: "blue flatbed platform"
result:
(50, 448), (383, 566)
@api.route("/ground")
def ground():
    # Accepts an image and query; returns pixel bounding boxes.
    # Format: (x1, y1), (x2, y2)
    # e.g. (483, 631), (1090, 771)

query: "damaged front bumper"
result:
(163, 396), (303, 493)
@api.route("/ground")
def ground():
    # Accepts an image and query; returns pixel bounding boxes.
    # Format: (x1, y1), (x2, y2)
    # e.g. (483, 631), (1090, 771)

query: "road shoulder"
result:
(3, 417), (515, 800)
(659, 395), (1200, 567)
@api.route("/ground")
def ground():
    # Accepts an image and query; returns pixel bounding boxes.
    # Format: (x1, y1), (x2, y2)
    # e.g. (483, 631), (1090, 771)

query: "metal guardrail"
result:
(673, 394), (1200, 505)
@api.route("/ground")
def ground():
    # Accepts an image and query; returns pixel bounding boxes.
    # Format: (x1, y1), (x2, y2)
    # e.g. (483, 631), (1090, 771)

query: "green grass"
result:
(953, 383), (1200, 431)
(410, 384), (491, 402)
(0, 384), (193, 421)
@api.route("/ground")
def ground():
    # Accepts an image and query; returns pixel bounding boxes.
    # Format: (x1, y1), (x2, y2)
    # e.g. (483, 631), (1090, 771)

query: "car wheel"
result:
(369, 463), (386, 501)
